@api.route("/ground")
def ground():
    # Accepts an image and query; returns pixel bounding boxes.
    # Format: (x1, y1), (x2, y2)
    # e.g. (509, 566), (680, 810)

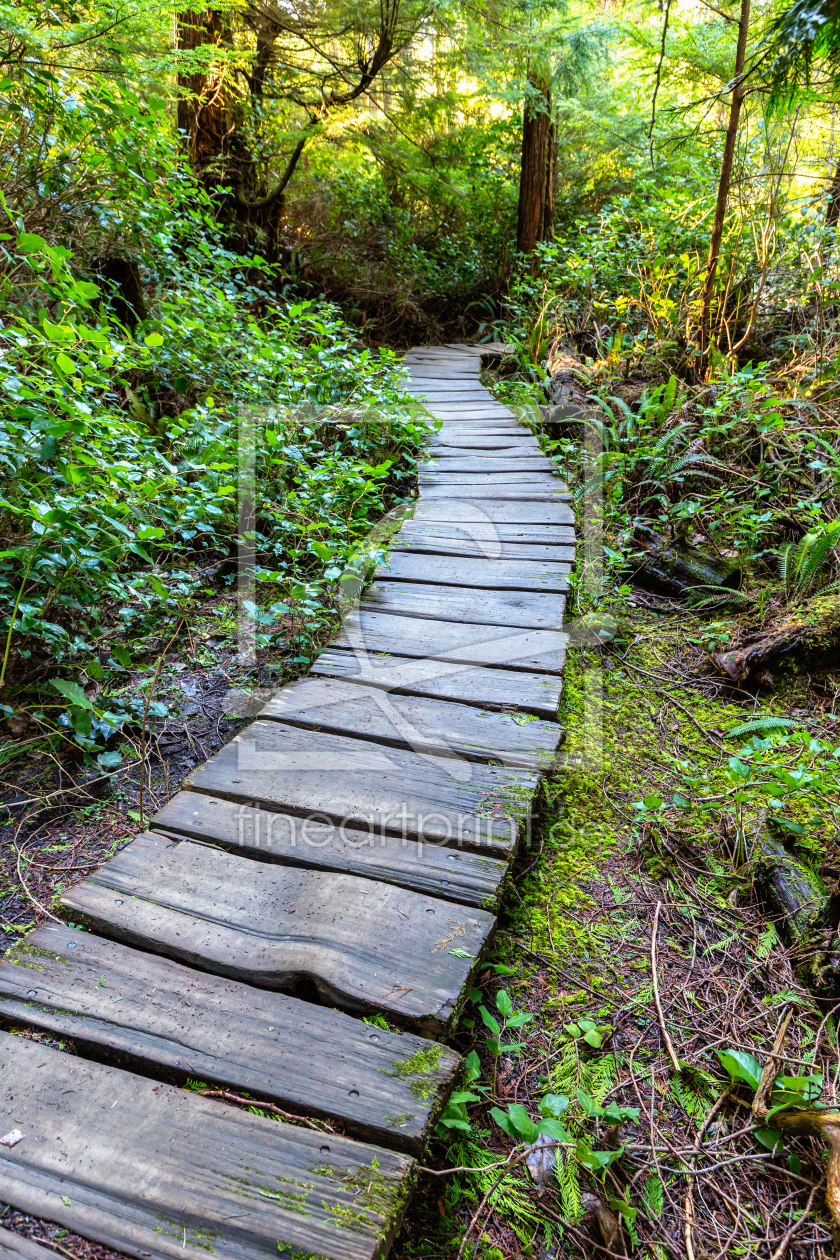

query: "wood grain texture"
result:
(412, 499), (574, 526)
(419, 458), (556, 473)
(0, 1032), (414, 1260)
(311, 648), (562, 719)
(374, 551), (569, 592)
(418, 484), (570, 502)
(361, 580), (564, 629)
(419, 470), (563, 486)
(0, 1230), (56, 1260)
(333, 608), (569, 673)
(152, 792), (507, 909)
(398, 520), (575, 547)
(0, 925), (459, 1151)
(391, 536), (576, 563)
(61, 833), (495, 1032)
(185, 719), (536, 853)
(260, 675), (563, 769)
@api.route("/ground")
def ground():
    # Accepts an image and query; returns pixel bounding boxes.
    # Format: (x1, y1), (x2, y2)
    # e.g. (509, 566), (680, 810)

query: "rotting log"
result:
(754, 831), (829, 945)
(715, 592), (840, 685)
(631, 527), (741, 597)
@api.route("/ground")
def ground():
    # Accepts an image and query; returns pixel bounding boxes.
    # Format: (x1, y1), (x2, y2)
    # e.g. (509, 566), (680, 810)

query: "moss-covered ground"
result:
(394, 609), (840, 1259)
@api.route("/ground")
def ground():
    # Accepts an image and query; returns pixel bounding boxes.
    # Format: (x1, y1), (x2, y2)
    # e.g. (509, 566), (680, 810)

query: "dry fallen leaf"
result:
(0, 1129), (24, 1147)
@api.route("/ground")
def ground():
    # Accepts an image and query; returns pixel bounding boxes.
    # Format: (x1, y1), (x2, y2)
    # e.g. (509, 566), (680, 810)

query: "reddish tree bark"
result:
(176, 9), (229, 168)
(516, 73), (555, 254)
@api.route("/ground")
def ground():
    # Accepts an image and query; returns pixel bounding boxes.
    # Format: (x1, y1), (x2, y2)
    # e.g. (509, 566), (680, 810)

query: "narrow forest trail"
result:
(0, 345), (574, 1260)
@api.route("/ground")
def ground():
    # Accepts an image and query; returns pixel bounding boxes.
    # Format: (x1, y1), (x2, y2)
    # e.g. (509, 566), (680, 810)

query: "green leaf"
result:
(539, 1093), (569, 1118)
(582, 1028), (603, 1048)
(464, 1049), (481, 1083)
(536, 1117), (568, 1140)
(478, 1006), (500, 1036)
(310, 540), (333, 562)
(495, 990), (513, 1018)
(717, 1049), (763, 1089)
(564, 1022), (582, 1038)
(97, 750), (123, 769)
(754, 1126), (783, 1152)
(17, 232), (45, 254)
(144, 332), (164, 348)
(51, 678), (94, 711)
(111, 646), (132, 668)
(61, 1195), (71, 1207)
(137, 526), (165, 540)
(56, 352), (76, 375)
(505, 1011), (533, 1028)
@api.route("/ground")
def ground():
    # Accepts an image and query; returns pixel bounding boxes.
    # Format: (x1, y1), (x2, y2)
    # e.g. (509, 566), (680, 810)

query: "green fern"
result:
(556, 1148), (584, 1221)
(642, 1174), (664, 1218)
(727, 716), (799, 737)
(779, 517), (840, 597)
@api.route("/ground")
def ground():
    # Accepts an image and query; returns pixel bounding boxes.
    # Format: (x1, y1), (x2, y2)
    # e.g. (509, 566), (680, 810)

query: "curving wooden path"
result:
(0, 345), (574, 1260)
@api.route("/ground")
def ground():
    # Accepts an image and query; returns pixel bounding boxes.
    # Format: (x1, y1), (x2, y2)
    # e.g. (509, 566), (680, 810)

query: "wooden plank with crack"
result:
(259, 675), (563, 768)
(0, 925), (459, 1153)
(0, 1032), (415, 1260)
(61, 833), (496, 1034)
(360, 580), (564, 628)
(374, 551), (570, 592)
(183, 719), (538, 853)
(311, 647), (562, 718)
(332, 608), (569, 673)
(413, 498), (574, 526)
(152, 791), (508, 910)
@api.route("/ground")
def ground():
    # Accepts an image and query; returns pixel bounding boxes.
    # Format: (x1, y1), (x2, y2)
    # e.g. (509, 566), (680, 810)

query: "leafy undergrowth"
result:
(394, 614), (840, 1259)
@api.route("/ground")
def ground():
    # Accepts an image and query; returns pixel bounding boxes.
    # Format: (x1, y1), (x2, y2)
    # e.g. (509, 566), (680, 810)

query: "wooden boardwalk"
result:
(0, 345), (573, 1260)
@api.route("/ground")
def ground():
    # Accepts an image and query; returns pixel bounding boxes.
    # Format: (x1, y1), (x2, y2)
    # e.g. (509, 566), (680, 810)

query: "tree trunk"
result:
(698, 0), (751, 360)
(516, 73), (554, 254)
(632, 526), (742, 596)
(176, 9), (228, 168)
(827, 157), (840, 226)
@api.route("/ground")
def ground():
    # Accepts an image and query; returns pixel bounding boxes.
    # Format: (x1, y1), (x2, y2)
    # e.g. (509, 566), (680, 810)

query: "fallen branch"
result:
(651, 901), (681, 1073)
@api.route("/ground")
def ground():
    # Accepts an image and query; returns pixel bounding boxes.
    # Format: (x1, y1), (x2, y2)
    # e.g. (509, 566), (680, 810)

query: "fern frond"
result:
(727, 716), (799, 737)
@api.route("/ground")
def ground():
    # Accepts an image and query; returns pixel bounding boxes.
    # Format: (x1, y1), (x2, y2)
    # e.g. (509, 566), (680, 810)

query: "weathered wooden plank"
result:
(62, 833), (495, 1033)
(399, 520), (575, 546)
(260, 675), (564, 770)
(152, 792), (507, 909)
(0, 1032), (415, 1260)
(413, 498), (574, 526)
(185, 720), (535, 853)
(0, 1230), (56, 1260)
(419, 470), (564, 487)
(420, 458), (556, 472)
(419, 484), (570, 502)
(333, 608), (568, 671)
(0, 925), (459, 1152)
(312, 648), (563, 718)
(361, 580), (564, 628)
(392, 535), (576, 563)
(374, 551), (570, 592)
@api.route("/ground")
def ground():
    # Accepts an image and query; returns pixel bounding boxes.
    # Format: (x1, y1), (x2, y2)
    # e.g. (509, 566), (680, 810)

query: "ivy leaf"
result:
(51, 678), (94, 711)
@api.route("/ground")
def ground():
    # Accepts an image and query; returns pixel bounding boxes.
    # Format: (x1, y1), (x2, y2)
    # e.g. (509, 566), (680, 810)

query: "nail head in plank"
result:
(0, 925), (459, 1153)
(61, 833), (495, 1034)
(153, 790), (508, 910)
(0, 1031), (414, 1260)
(260, 675), (564, 770)
(312, 648), (562, 719)
(186, 719), (534, 853)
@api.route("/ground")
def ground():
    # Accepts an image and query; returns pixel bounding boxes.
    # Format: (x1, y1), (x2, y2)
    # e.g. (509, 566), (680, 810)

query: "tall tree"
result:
(176, 9), (229, 167)
(698, 0), (752, 360)
(516, 69), (556, 254)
